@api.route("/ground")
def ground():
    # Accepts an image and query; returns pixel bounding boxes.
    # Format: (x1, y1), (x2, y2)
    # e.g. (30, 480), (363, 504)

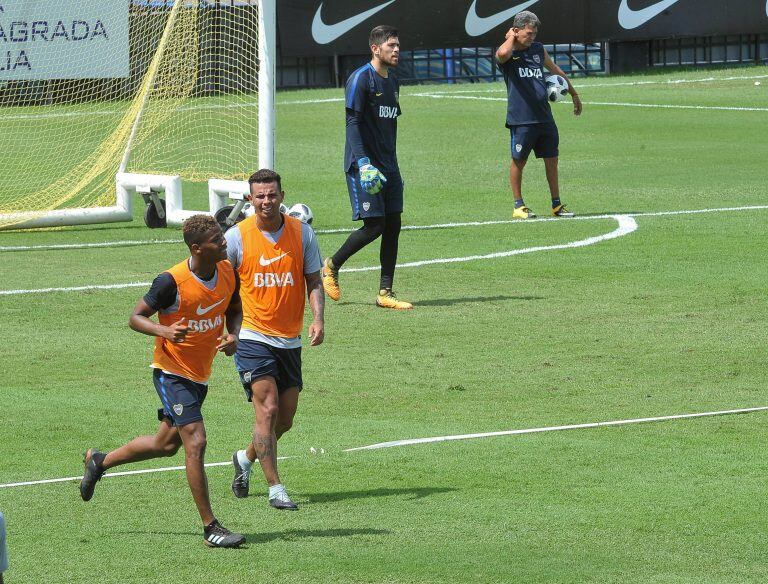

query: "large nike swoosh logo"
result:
(312, 1), (397, 45)
(465, 0), (540, 37)
(618, 0), (682, 29)
(196, 299), (226, 316)
(259, 252), (288, 267)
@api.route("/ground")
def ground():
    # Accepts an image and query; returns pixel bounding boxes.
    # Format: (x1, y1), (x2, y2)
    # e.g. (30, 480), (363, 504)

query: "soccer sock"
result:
(237, 449), (253, 469)
(551, 198), (561, 208)
(379, 213), (401, 291)
(514, 199), (525, 208)
(332, 216), (385, 268)
(268, 483), (286, 499)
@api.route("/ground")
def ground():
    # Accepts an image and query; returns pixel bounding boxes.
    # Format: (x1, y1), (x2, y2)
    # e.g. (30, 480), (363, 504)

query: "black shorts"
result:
(234, 339), (302, 399)
(153, 369), (208, 427)
(509, 122), (559, 160)
(346, 169), (404, 220)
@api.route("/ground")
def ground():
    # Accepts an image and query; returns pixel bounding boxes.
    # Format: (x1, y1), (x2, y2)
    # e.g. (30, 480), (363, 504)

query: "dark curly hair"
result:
(182, 214), (220, 247)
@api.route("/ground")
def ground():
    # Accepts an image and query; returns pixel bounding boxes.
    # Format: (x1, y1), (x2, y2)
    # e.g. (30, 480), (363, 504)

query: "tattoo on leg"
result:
(253, 433), (276, 462)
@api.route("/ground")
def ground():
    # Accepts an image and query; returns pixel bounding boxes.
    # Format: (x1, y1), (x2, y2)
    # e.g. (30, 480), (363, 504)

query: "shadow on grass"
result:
(116, 527), (391, 545)
(416, 295), (543, 307)
(335, 295), (542, 308)
(247, 527), (391, 544)
(303, 486), (457, 504)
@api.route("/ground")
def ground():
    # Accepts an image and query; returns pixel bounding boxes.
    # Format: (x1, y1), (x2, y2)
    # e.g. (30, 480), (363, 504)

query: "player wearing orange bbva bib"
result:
(151, 255), (236, 382)
(225, 169), (325, 511)
(80, 215), (246, 548)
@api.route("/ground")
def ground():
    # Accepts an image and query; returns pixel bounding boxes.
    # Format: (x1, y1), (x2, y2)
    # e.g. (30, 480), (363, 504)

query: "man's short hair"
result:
(512, 11), (540, 30)
(248, 168), (282, 191)
(370, 25), (398, 48)
(183, 214), (220, 248)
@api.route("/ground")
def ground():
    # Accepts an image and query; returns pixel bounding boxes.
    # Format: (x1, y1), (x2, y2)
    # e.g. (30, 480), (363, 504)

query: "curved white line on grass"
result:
(344, 406), (768, 452)
(0, 216), (635, 295)
(342, 215), (637, 273)
(3, 204), (767, 253)
(3, 206), (768, 291)
(0, 457), (291, 489)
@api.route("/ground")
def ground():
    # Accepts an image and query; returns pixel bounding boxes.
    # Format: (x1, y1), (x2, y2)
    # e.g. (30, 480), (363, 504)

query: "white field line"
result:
(411, 73), (768, 96)
(3, 73), (765, 122)
(2, 407), (766, 489)
(343, 214), (636, 273)
(2, 205), (768, 294)
(412, 92), (768, 112)
(0, 215), (635, 295)
(344, 406), (768, 452)
(4, 204), (767, 254)
(0, 456), (291, 489)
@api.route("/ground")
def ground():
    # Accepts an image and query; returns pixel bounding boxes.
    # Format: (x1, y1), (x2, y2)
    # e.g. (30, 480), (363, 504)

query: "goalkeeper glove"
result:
(358, 157), (387, 195)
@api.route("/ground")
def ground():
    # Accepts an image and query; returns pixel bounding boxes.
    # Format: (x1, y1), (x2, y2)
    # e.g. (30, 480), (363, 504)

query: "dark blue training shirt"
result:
(498, 42), (554, 127)
(344, 63), (401, 174)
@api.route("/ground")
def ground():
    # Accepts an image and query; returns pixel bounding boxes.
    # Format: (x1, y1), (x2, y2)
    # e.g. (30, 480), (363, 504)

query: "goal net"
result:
(0, 0), (269, 230)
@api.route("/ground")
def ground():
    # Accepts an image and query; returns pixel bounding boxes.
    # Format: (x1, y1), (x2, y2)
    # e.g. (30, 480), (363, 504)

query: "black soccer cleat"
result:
(80, 448), (106, 502)
(231, 452), (250, 499)
(203, 520), (245, 548)
(269, 489), (298, 511)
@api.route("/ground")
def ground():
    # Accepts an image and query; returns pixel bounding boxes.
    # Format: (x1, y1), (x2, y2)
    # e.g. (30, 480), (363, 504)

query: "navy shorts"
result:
(347, 168), (404, 220)
(509, 122), (559, 160)
(234, 339), (302, 399)
(153, 369), (208, 427)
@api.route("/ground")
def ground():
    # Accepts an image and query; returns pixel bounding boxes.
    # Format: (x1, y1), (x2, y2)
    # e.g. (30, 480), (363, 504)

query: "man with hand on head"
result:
(496, 11), (582, 220)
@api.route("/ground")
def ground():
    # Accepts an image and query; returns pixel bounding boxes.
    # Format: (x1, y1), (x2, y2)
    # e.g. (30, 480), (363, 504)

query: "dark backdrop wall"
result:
(279, 0), (768, 56)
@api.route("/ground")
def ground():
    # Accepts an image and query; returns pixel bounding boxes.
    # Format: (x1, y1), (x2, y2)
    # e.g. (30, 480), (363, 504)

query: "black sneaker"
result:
(269, 489), (298, 510)
(80, 448), (106, 502)
(231, 452), (250, 499)
(203, 520), (245, 548)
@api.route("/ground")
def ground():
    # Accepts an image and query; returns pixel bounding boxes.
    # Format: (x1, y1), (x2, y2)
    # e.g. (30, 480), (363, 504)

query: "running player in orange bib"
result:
(225, 169), (325, 510)
(79, 215), (246, 548)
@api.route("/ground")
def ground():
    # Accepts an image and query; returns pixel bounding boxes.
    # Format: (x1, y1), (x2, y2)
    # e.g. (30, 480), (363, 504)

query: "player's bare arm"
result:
(543, 50), (582, 115)
(305, 270), (325, 346)
(495, 27), (518, 63)
(129, 299), (189, 343)
(217, 294), (242, 355)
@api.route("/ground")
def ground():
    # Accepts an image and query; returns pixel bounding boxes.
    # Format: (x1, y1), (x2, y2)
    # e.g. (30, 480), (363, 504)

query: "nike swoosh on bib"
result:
(196, 299), (226, 316)
(259, 252), (288, 266)
(465, 0), (540, 37)
(618, 0), (682, 29)
(312, 0), (397, 45)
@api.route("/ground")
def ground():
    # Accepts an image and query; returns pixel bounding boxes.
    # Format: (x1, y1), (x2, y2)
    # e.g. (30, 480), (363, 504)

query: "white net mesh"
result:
(0, 0), (260, 228)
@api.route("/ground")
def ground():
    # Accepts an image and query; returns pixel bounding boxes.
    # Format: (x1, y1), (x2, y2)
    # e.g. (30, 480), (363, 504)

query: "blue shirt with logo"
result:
(498, 42), (554, 127)
(344, 63), (401, 173)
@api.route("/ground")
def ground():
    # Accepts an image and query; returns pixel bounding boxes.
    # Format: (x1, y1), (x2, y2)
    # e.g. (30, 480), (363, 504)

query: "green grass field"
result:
(2, 66), (768, 583)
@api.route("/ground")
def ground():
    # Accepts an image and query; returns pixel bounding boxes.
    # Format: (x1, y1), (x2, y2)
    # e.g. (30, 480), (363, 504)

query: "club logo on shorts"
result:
(173, 404), (184, 416)
(516, 143), (523, 153)
(363, 202), (371, 211)
(243, 371), (252, 383)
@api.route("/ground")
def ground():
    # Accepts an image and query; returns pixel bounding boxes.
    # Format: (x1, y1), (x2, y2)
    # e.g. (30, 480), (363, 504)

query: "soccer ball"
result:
(288, 203), (313, 225)
(546, 75), (569, 102)
(279, 203), (289, 214)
